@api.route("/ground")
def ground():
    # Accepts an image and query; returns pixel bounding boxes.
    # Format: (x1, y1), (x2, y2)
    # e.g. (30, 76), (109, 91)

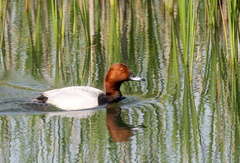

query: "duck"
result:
(34, 63), (145, 110)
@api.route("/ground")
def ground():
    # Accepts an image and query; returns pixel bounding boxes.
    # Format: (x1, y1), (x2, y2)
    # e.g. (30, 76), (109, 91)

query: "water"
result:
(0, 0), (240, 162)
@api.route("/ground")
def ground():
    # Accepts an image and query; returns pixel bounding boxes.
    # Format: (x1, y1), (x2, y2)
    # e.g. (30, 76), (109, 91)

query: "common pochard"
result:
(34, 63), (145, 110)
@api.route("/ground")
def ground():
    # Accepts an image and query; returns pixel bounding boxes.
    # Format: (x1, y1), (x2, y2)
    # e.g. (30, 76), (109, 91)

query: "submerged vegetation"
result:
(0, 0), (240, 162)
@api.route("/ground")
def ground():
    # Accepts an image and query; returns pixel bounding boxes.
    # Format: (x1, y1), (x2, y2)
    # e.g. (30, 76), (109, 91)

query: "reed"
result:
(79, 0), (90, 44)
(25, 0), (42, 77)
(0, 0), (240, 161)
(0, 0), (7, 69)
(167, 19), (180, 95)
(227, 0), (239, 110)
(177, 0), (200, 160)
(227, 0), (240, 160)
(108, 0), (121, 64)
(50, 0), (60, 85)
(78, 0), (91, 84)
(59, 0), (67, 84)
(188, 2), (199, 157)
(167, 18), (182, 157)
(178, 0), (197, 79)
(72, 0), (78, 36)
(181, 68), (191, 162)
(143, 0), (162, 97)
(177, 0), (187, 65)
(178, 0), (188, 160)
(35, 0), (43, 76)
(188, 0), (197, 81)
(219, 1), (229, 59)
(25, 1), (34, 55)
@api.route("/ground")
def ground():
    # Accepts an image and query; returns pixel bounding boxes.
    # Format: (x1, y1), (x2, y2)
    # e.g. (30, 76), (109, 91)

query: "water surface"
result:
(0, 0), (240, 162)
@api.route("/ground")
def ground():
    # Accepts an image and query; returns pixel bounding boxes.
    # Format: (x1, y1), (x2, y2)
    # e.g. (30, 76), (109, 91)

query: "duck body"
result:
(34, 63), (145, 110)
(38, 86), (103, 110)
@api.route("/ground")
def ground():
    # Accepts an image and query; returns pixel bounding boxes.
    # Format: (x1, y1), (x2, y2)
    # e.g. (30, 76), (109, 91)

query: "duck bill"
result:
(128, 72), (145, 81)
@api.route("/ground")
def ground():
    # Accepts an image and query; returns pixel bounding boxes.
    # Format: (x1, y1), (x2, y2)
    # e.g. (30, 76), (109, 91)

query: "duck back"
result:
(42, 86), (103, 110)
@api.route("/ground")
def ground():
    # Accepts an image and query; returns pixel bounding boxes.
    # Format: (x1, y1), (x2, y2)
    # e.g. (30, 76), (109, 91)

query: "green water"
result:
(0, 0), (240, 162)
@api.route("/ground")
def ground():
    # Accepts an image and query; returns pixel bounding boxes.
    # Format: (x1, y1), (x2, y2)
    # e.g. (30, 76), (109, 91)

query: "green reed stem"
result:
(26, 0), (41, 76)
(181, 67), (191, 162)
(188, 0), (196, 81)
(178, 0), (187, 65)
(34, 0), (42, 76)
(109, 0), (120, 64)
(178, 0), (199, 160)
(168, 20), (181, 152)
(167, 18), (180, 95)
(60, 1), (65, 50)
(227, 0), (239, 109)
(0, 0), (7, 69)
(25, 0), (35, 59)
(79, 0), (90, 44)
(72, 0), (77, 36)
(227, 1), (239, 159)
(178, 0), (197, 82)
(79, 0), (91, 83)
(189, 2), (199, 160)
(59, 0), (66, 83)
(51, 0), (59, 85)
(0, 0), (6, 46)
(218, 0), (229, 60)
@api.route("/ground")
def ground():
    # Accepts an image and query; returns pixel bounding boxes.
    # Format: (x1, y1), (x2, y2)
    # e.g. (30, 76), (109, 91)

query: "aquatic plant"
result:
(0, 1), (239, 161)
(0, 0), (8, 70)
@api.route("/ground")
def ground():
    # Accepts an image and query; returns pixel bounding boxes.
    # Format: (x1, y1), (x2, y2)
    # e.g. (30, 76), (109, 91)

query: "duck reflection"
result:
(25, 101), (144, 143)
(106, 104), (144, 142)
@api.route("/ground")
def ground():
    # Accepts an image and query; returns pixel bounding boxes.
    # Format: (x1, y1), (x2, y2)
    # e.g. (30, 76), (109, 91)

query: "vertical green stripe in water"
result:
(188, 0), (196, 81)
(145, 0), (161, 97)
(59, 0), (66, 84)
(178, 0), (199, 161)
(25, 1), (35, 75)
(168, 17), (181, 157)
(181, 66), (198, 162)
(167, 18), (180, 95)
(227, 0), (239, 109)
(72, 0), (77, 36)
(227, 0), (240, 161)
(51, 0), (59, 85)
(0, 36), (6, 69)
(108, 0), (120, 64)
(35, 0), (42, 77)
(79, 0), (91, 85)
(181, 67), (191, 163)
(178, 0), (188, 65)
(0, 0), (7, 69)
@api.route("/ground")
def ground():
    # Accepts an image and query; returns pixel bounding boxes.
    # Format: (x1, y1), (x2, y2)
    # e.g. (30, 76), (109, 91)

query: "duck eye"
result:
(120, 68), (125, 72)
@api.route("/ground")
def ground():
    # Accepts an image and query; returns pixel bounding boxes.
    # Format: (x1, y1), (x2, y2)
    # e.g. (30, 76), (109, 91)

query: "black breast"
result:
(34, 95), (48, 103)
(98, 93), (125, 105)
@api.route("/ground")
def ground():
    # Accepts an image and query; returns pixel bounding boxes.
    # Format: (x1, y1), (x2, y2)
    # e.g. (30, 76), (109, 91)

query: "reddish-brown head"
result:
(104, 63), (145, 96)
(105, 63), (131, 83)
